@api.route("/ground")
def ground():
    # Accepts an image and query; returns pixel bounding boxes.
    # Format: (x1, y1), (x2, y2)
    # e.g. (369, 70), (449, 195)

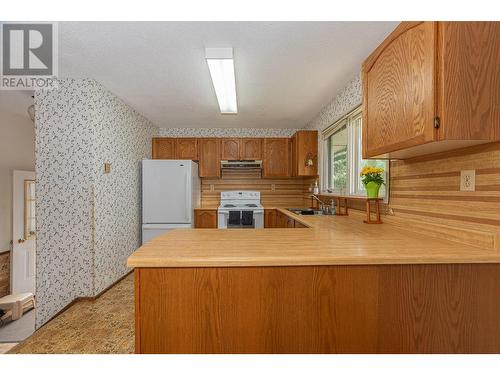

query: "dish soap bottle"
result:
(313, 180), (319, 195)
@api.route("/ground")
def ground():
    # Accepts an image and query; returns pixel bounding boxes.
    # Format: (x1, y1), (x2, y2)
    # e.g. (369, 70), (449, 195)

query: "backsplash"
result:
(35, 79), (157, 327)
(158, 127), (298, 138)
(387, 142), (500, 250)
(201, 171), (315, 208)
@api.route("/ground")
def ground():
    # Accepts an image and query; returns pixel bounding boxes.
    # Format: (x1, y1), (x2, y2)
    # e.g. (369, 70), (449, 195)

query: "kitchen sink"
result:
(286, 208), (333, 216)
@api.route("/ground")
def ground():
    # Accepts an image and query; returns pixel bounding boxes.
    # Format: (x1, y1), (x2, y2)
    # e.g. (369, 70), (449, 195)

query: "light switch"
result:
(104, 162), (111, 174)
(460, 170), (475, 191)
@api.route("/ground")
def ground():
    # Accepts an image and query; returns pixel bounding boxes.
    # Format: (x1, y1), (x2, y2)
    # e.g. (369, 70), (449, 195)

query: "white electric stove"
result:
(217, 191), (264, 229)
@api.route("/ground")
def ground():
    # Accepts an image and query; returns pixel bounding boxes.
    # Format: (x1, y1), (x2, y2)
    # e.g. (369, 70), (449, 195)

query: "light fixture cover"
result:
(205, 47), (237, 114)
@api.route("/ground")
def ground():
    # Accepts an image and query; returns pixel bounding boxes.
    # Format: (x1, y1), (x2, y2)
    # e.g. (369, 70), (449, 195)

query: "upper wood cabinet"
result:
(221, 138), (263, 160)
(240, 138), (262, 160)
(291, 131), (318, 177)
(198, 138), (221, 178)
(221, 138), (240, 160)
(175, 138), (198, 160)
(263, 138), (290, 177)
(363, 21), (500, 159)
(152, 138), (175, 159)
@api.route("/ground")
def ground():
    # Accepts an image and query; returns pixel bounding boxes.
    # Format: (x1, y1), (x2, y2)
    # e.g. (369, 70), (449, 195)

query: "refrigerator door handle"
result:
(185, 171), (190, 221)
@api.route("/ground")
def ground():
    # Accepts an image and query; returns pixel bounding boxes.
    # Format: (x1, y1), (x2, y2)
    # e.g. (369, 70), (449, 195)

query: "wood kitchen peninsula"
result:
(128, 209), (500, 354)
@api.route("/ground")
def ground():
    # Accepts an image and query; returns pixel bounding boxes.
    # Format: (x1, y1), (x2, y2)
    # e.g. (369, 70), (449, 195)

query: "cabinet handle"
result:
(18, 238), (25, 243)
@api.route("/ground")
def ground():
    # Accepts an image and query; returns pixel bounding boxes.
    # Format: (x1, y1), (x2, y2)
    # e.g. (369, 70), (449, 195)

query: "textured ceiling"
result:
(58, 22), (397, 129)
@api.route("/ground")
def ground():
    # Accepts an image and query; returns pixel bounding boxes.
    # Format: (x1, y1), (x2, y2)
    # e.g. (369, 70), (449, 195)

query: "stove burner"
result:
(223, 204), (236, 208)
(245, 204), (258, 207)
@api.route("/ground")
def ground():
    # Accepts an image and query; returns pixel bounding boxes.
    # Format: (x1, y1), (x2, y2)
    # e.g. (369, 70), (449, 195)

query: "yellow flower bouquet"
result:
(360, 166), (385, 198)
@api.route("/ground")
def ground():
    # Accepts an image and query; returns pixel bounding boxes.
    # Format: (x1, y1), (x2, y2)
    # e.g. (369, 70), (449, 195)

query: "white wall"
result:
(0, 92), (35, 252)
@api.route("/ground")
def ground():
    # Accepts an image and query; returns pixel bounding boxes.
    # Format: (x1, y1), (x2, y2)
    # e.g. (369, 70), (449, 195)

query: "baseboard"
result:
(38, 270), (133, 328)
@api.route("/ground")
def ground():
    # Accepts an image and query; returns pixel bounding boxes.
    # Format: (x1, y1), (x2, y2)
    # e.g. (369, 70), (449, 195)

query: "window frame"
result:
(321, 106), (389, 202)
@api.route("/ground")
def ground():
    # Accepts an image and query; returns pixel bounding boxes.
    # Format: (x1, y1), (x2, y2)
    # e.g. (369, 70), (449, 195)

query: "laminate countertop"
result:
(127, 208), (500, 268)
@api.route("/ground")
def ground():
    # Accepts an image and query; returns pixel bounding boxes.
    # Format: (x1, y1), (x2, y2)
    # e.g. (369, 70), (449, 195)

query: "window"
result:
(323, 107), (389, 200)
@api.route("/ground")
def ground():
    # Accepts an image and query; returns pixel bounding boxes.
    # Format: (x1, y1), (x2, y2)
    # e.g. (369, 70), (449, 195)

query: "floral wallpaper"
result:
(35, 79), (157, 327)
(158, 127), (298, 138)
(305, 74), (362, 131)
(304, 73), (362, 186)
(92, 84), (156, 294)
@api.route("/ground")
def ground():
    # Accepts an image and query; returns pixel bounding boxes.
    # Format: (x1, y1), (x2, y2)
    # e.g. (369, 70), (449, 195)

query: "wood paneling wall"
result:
(387, 142), (500, 250)
(201, 170), (315, 208)
(0, 251), (10, 298)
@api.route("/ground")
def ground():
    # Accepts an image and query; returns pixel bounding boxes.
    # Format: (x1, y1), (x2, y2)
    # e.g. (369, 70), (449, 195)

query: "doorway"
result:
(0, 170), (36, 344)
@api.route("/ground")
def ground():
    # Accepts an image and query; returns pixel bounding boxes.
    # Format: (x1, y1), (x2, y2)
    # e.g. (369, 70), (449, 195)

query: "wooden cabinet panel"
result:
(294, 221), (307, 228)
(264, 209), (277, 228)
(136, 264), (500, 353)
(291, 131), (318, 177)
(363, 22), (500, 159)
(221, 138), (240, 160)
(240, 138), (263, 160)
(194, 210), (217, 228)
(439, 22), (500, 141)
(152, 138), (176, 159)
(175, 138), (198, 160)
(198, 138), (221, 178)
(286, 216), (295, 228)
(363, 22), (437, 158)
(275, 210), (289, 228)
(263, 138), (290, 177)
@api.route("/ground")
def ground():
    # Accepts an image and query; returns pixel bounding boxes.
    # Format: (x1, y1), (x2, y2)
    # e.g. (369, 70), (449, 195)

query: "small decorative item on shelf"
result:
(360, 166), (385, 198)
(304, 153), (315, 167)
(313, 180), (320, 195)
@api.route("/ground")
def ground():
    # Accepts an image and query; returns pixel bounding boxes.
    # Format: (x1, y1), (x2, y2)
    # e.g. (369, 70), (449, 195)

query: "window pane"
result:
(357, 132), (388, 197)
(328, 125), (348, 192)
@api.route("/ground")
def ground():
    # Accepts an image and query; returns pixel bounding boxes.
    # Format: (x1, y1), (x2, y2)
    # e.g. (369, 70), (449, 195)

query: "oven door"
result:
(218, 210), (255, 229)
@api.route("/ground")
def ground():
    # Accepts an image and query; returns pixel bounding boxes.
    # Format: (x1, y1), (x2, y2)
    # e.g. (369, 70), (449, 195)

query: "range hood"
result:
(220, 160), (262, 170)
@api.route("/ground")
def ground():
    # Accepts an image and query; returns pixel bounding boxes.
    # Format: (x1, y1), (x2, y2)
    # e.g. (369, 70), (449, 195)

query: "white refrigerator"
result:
(142, 160), (200, 244)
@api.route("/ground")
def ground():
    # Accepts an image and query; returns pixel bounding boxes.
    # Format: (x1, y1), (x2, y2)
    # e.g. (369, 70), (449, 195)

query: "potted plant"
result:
(360, 166), (385, 198)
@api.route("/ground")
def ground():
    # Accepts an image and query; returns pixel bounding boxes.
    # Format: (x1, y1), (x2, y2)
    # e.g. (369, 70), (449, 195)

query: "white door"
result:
(12, 170), (36, 295)
(142, 160), (192, 224)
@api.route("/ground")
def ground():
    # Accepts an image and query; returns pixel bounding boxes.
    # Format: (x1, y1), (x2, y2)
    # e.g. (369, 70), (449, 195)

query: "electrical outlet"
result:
(271, 183), (276, 192)
(460, 170), (475, 191)
(210, 184), (215, 192)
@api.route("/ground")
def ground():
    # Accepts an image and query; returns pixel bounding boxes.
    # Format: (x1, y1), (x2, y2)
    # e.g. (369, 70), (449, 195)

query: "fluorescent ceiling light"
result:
(205, 47), (237, 114)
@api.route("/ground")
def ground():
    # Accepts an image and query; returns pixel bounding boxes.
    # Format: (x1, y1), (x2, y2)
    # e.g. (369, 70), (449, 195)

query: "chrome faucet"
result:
(311, 195), (326, 210)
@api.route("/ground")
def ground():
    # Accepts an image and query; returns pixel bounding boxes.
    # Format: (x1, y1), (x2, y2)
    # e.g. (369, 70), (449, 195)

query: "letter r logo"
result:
(2, 23), (54, 76)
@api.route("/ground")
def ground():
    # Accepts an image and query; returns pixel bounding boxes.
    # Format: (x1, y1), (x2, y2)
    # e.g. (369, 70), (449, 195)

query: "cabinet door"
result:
(294, 221), (307, 228)
(264, 209), (277, 228)
(194, 210), (217, 228)
(439, 22), (500, 141)
(286, 216), (295, 228)
(221, 138), (240, 160)
(240, 138), (263, 160)
(275, 211), (287, 228)
(263, 138), (290, 177)
(198, 138), (221, 178)
(175, 138), (198, 160)
(363, 22), (437, 158)
(152, 138), (175, 159)
(293, 131), (318, 176)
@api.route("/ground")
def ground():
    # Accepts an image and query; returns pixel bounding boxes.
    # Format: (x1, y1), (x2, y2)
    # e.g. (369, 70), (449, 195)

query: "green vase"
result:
(364, 181), (381, 198)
